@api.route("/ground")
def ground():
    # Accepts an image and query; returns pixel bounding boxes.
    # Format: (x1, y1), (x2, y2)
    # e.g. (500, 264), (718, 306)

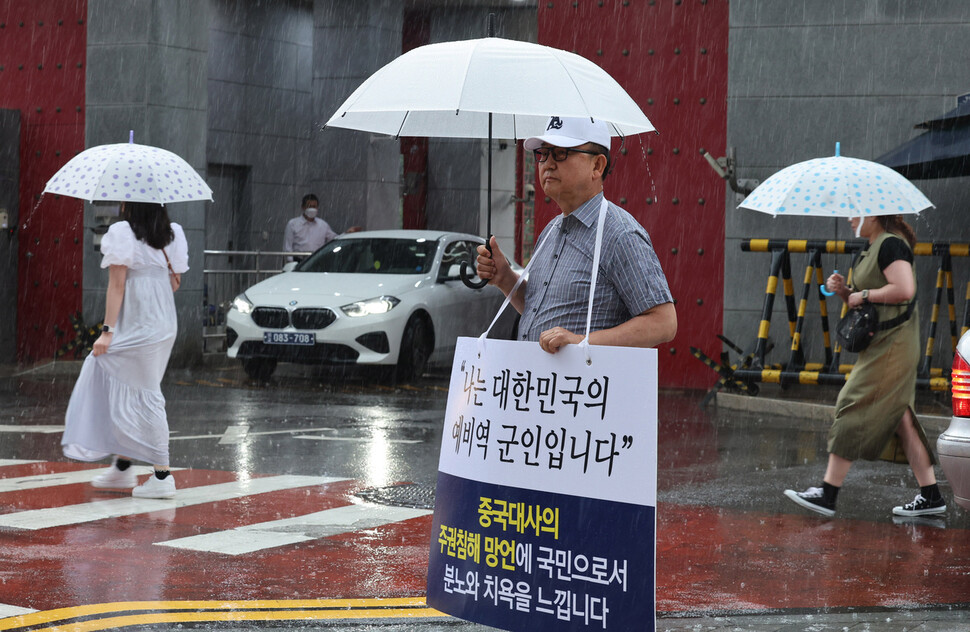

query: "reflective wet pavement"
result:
(1, 359), (967, 631)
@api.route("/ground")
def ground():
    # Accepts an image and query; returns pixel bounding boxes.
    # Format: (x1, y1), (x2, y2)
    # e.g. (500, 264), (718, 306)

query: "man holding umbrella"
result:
(476, 116), (677, 353)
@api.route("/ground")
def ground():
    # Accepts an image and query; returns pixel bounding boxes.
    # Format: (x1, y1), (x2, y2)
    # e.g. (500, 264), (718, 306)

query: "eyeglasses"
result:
(533, 147), (602, 163)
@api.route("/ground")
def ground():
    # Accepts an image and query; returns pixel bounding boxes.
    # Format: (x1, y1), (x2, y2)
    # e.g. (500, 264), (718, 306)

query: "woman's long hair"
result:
(877, 214), (917, 249)
(121, 202), (175, 250)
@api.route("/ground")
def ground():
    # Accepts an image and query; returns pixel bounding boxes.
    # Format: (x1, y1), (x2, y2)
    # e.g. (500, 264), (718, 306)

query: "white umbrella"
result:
(325, 36), (655, 140)
(44, 135), (213, 205)
(738, 143), (934, 220)
(325, 34), (654, 286)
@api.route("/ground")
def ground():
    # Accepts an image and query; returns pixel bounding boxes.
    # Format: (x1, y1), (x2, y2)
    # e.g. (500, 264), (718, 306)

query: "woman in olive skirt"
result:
(784, 214), (946, 518)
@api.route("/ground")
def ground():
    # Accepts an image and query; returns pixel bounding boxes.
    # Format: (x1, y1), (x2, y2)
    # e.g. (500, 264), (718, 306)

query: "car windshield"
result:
(297, 238), (438, 274)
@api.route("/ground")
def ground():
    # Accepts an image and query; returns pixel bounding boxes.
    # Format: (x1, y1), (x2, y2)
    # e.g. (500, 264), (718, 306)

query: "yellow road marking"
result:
(0, 599), (445, 631)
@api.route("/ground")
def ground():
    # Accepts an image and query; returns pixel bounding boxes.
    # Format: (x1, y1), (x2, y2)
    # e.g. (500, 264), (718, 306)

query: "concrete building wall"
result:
(79, 0), (536, 367)
(312, 0), (404, 234)
(725, 0), (970, 371)
(206, 0), (314, 253)
(85, 0), (209, 364)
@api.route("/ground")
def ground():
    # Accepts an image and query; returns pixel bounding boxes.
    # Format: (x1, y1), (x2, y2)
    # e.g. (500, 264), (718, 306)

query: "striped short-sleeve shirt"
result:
(517, 193), (673, 341)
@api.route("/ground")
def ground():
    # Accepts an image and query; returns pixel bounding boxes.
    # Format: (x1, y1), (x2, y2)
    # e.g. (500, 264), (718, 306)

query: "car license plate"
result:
(263, 332), (315, 346)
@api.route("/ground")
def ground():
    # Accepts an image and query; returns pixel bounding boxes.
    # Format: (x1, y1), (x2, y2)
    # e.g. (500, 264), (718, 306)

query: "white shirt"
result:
(283, 215), (338, 259)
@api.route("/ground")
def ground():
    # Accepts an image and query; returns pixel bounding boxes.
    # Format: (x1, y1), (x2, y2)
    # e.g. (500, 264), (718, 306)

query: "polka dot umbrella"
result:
(43, 135), (213, 205)
(738, 143), (934, 227)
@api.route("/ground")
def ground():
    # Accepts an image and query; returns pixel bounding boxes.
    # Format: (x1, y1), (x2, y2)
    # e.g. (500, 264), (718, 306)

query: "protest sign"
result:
(428, 337), (658, 631)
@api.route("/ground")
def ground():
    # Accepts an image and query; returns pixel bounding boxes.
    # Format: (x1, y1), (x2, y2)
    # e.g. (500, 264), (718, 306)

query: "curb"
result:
(716, 391), (952, 433)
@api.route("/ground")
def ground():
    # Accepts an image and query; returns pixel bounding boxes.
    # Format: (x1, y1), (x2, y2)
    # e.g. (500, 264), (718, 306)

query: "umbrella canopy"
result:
(44, 142), (213, 205)
(325, 34), (654, 288)
(738, 144), (934, 219)
(875, 100), (970, 180)
(325, 36), (655, 140)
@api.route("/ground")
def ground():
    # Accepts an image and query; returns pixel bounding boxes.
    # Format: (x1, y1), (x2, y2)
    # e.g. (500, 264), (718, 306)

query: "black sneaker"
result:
(892, 493), (946, 517)
(784, 487), (836, 517)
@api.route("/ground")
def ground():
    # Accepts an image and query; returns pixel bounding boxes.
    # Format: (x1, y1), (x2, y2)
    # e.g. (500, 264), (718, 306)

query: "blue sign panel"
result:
(428, 473), (655, 631)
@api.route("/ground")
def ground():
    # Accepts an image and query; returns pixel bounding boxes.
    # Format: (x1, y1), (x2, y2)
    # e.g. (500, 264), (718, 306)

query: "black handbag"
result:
(836, 302), (879, 352)
(836, 298), (915, 353)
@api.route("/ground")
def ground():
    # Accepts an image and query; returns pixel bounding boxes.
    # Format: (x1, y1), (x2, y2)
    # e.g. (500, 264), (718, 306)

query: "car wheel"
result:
(242, 357), (277, 381)
(397, 315), (432, 381)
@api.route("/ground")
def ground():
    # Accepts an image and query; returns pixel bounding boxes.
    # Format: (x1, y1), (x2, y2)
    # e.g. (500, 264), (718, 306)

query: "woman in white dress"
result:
(62, 201), (189, 499)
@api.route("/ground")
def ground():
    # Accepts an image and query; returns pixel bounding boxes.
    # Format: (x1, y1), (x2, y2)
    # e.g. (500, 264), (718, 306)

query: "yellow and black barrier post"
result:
(740, 239), (866, 374)
(695, 239), (968, 400)
(915, 243), (970, 377)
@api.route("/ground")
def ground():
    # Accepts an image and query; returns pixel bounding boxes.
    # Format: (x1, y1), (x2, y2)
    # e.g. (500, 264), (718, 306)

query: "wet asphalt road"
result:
(1, 358), (968, 631)
(5, 358), (965, 524)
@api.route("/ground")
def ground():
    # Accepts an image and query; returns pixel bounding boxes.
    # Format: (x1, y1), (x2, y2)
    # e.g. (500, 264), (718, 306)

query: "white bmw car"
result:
(226, 230), (517, 380)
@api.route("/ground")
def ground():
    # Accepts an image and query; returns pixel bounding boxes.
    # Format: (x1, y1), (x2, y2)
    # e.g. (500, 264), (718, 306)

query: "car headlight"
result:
(340, 295), (400, 317)
(231, 293), (254, 315)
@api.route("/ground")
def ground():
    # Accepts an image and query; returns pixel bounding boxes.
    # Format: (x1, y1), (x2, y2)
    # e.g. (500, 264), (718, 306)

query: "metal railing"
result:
(202, 249), (310, 353)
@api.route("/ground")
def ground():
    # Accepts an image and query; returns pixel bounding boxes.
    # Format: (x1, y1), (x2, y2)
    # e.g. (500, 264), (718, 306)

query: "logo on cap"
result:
(547, 117), (563, 131)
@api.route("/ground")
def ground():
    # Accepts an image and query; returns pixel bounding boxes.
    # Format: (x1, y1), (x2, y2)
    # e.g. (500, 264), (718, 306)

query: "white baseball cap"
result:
(524, 116), (612, 151)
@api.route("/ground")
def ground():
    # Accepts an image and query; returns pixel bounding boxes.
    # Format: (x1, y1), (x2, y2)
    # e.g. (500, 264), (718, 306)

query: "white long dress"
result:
(62, 221), (189, 466)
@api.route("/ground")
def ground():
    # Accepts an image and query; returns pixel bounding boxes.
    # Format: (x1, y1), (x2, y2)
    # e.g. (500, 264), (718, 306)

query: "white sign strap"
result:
(478, 215), (560, 358)
(579, 197), (610, 364)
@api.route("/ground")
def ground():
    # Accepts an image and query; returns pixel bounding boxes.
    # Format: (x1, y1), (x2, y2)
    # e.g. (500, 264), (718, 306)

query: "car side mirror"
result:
(282, 261), (298, 273)
(438, 263), (463, 282)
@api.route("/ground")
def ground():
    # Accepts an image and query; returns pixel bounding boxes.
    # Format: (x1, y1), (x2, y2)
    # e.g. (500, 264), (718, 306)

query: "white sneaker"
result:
(91, 464), (137, 489)
(132, 474), (176, 499)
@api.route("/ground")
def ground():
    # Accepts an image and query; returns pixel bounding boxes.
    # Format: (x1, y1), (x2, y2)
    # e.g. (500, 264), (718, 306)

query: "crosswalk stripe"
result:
(0, 460), (43, 467)
(0, 425), (64, 434)
(155, 503), (432, 555)
(0, 475), (347, 531)
(218, 424), (250, 445)
(0, 603), (38, 618)
(0, 466), (158, 493)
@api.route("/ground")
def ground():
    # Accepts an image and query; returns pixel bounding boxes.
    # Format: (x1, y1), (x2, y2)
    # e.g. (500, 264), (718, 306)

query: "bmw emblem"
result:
(289, 300), (298, 306)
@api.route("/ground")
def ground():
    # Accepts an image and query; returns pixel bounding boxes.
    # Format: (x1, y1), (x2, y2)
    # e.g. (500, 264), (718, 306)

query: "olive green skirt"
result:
(828, 312), (935, 464)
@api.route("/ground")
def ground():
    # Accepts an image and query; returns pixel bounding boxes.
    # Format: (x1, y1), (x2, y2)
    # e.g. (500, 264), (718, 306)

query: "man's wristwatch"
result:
(861, 289), (870, 302)
(102, 324), (114, 334)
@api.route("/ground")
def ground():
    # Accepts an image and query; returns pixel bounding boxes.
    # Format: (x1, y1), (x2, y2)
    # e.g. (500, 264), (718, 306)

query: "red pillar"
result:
(0, 0), (87, 364)
(400, 10), (430, 230)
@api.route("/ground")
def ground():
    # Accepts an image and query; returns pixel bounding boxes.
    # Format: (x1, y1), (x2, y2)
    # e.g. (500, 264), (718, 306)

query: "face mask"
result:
(304, 208), (318, 220)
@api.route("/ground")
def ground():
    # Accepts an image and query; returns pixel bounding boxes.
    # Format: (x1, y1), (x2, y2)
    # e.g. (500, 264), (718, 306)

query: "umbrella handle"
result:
(460, 262), (488, 289)
(460, 238), (492, 289)
(820, 269), (838, 296)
